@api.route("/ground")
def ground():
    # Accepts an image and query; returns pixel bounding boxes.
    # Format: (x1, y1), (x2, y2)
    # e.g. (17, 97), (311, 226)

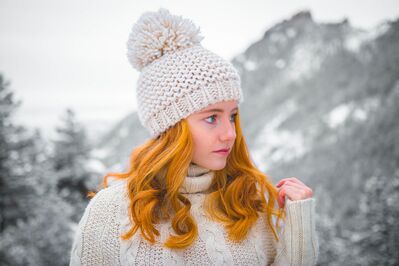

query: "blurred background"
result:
(1, 0), (399, 265)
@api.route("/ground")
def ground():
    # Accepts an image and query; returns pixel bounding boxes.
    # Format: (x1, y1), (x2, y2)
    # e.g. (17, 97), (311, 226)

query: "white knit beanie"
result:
(126, 8), (244, 138)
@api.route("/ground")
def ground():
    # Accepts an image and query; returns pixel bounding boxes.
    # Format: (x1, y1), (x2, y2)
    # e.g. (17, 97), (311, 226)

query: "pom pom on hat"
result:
(126, 7), (205, 71)
(126, 8), (244, 138)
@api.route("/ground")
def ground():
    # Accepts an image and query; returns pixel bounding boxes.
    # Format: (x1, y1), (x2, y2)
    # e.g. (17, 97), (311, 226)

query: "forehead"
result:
(196, 100), (238, 113)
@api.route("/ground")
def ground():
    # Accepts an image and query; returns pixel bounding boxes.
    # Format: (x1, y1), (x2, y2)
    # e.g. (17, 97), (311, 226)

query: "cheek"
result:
(192, 129), (211, 154)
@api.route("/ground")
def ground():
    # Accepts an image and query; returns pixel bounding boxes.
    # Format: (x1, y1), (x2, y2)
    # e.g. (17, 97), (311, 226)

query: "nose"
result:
(219, 117), (236, 142)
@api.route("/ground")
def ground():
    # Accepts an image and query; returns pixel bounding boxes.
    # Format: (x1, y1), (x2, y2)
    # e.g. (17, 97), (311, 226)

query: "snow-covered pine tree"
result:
(0, 74), (36, 232)
(51, 108), (94, 221)
(0, 74), (74, 266)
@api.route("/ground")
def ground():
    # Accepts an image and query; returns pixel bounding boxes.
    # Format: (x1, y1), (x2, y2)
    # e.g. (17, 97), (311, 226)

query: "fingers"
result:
(278, 187), (286, 208)
(276, 179), (314, 205)
(284, 186), (306, 201)
(278, 180), (312, 195)
(277, 178), (313, 196)
(277, 186), (299, 208)
(277, 177), (306, 187)
(277, 180), (303, 189)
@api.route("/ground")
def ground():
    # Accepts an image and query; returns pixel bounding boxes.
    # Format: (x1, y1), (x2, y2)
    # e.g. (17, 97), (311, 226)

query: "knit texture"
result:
(69, 163), (319, 265)
(126, 8), (244, 138)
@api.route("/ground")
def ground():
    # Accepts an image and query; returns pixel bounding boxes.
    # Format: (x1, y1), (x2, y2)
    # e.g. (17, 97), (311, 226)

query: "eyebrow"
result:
(199, 106), (239, 114)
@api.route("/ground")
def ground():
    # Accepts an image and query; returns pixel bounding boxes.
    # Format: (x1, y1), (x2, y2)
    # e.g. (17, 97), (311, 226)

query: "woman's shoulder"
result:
(86, 179), (129, 217)
(72, 179), (129, 239)
(91, 179), (128, 202)
(70, 180), (129, 265)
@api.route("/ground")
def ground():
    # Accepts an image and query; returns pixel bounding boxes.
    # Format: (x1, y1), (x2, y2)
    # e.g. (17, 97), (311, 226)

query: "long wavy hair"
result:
(88, 110), (286, 249)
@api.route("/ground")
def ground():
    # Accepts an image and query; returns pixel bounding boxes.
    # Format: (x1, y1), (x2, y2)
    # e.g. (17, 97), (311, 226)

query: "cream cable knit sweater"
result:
(69, 164), (319, 265)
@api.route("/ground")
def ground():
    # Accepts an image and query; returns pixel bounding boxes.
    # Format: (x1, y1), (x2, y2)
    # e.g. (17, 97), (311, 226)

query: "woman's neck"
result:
(179, 162), (214, 194)
(187, 162), (211, 177)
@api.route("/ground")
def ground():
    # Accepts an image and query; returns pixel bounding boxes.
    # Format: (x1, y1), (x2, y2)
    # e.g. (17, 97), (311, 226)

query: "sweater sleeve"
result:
(69, 182), (125, 266)
(69, 192), (101, 266)
(271, 197), (319, 266)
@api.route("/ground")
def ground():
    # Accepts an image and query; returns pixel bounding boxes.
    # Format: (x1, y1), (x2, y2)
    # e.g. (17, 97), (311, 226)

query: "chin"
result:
(199, 161), (227, 171)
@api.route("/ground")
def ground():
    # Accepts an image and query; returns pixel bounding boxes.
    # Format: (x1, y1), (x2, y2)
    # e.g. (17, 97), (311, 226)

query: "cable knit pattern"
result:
(69, 163), (319, 265)
(126, 8), (244, 138)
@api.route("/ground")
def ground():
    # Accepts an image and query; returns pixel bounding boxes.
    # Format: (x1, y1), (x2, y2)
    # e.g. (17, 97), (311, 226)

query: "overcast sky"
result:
(1, 0), (398, 139)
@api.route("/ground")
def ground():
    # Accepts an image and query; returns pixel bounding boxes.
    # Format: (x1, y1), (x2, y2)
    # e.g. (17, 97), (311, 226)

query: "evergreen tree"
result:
(0, 129), (73, 266)
(0, 74), (36, 232)
(350, 82), (399, 265)
(51, 108), (94, 221)
(0, 74), (74, 266)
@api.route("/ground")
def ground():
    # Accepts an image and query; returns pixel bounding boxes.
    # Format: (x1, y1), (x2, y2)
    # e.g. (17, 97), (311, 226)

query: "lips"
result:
(214, 148), (230, 152)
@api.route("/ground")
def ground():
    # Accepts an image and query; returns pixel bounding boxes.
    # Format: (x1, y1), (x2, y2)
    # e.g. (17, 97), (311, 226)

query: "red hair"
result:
(88, 110), (286, 249)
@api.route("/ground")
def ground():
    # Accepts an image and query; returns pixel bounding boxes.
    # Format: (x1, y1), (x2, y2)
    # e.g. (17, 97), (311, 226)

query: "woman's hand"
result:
(276, 177), (313, 208)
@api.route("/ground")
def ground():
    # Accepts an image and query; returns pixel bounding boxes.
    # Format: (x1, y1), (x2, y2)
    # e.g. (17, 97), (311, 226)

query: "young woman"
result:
(70, 8), (319, 266)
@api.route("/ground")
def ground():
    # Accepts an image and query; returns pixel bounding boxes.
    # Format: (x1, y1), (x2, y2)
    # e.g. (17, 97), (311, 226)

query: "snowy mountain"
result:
(96, 10), (397, 173)
(92, 10), (399, 264)
(92, 112), (148, 172)
(233, 11), (394, 168)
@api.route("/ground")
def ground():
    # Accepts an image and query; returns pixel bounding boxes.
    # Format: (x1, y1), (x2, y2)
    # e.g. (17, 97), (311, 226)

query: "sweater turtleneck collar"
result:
(179, 163), (215, 194)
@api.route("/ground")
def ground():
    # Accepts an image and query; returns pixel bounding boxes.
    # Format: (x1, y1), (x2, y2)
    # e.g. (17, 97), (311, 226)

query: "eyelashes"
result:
(205, 113), (238, 124)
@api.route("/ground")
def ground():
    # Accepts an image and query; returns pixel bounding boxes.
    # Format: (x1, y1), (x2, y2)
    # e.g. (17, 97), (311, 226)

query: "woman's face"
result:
(186, 100), (238, 170)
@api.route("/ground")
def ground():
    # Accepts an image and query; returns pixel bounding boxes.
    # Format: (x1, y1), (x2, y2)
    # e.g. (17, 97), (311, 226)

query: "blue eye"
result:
(231, 113), (238, 121)
(205, 115), (216, 124)
(205, 113), (237, 124)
